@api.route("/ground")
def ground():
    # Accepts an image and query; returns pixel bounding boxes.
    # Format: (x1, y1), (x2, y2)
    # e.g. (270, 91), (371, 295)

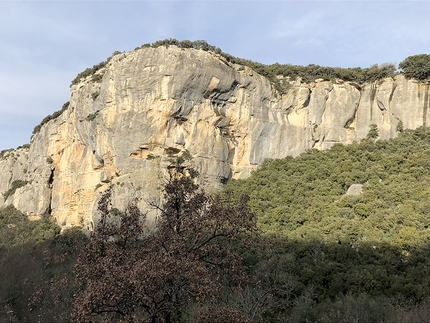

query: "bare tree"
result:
(72, 169), (256, 322)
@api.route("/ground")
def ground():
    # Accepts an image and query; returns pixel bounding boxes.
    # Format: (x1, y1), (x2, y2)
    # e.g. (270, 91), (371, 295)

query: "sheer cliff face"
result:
(1, 46), (428, 229)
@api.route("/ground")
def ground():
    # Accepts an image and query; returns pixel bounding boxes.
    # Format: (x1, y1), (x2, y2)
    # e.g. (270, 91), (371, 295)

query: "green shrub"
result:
(70, 51), (122, 86)
(72, 39), (399, 98)
(17, 144), (30, 150)
(366, 124), (379, 140)
(181, 149), (192, 161)
(92, 73), (103, 82)
(396, 119), (404, 133)
(218, 127), (430, 316)
(0, 148), (13, 159)
(136, 39), (397, 92)
(3, 180), (28, 201)
(85, 113), (97, 121)
(32, 101), (69, 135)
(399, 54), (430, 80)
(0, 207), (87, 322)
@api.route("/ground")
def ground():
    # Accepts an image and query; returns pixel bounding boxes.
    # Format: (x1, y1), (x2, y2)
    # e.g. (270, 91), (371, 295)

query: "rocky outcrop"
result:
(1, 46), (429, 229)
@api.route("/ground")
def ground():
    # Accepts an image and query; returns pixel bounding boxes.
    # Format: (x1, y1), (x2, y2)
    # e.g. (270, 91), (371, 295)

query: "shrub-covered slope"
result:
(0, 206), (87, 322)
(219, 127), (430, 320)
(222, 126), (430, 248)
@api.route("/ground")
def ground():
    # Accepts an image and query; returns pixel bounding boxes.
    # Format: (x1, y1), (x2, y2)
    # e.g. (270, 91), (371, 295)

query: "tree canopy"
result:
(5, 128), (430, 321)
(72, 169), (256, 323)
(398, 54), (430, 80)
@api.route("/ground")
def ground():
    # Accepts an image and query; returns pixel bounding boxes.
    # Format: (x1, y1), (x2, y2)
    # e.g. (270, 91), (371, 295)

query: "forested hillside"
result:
(219, 126), (430, 321)
(3, 126), (430, 321)
(223, 126), (430, 247)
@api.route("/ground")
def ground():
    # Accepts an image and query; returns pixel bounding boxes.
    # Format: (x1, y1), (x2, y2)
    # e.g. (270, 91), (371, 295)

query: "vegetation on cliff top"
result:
(70, 39), (429, 93)
(32, 101), (69, 136)
(71, 39), (400, 91)
(398, 54), (430, 80)
(32, 40), (428, 142)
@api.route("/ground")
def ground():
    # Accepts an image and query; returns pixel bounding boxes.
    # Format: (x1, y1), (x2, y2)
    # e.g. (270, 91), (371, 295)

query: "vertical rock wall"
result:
(1, 46), (428, 229)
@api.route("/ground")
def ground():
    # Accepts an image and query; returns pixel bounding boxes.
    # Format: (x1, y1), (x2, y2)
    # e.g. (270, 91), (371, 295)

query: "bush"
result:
(85, 113), (97, 121)
(0, 208), (87, 322)
(366, 124), (379, 140)
(32, 101), (69, 135)
(70, 51), (122, 86)
(70, 39), (399, 99)
(3, 180), (28, 201)
(399, 54), (430, 80)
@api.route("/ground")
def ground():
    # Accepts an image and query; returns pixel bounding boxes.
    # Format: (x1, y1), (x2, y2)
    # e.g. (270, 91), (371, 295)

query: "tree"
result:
(72, 168), (256, 323)
(366, 124), (379, 140)
(399, 54), (430, 80)
(396, 119), (404, 133)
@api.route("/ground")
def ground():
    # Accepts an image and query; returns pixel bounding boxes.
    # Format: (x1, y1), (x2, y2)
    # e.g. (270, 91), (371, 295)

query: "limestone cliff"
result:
(1, 46), (429, 229)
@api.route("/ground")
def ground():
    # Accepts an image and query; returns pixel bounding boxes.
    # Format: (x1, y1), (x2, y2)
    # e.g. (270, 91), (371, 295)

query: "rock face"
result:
(1, 46), (429, 229)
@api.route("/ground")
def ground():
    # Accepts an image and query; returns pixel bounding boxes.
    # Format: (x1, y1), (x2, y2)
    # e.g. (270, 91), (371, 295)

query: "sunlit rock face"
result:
(1, 46), (428, 229)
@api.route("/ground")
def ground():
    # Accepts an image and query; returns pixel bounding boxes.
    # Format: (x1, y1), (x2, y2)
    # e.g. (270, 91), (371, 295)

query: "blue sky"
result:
(1, 0), (429, 150)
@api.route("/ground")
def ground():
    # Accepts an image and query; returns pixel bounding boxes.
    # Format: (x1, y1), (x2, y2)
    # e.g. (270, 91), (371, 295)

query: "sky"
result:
(1, 0), (429, 151)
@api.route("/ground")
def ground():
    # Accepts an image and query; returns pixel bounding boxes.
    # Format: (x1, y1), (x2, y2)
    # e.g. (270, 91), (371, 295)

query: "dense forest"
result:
(220, 126), (430, 321)
(2, 126), (430, 321)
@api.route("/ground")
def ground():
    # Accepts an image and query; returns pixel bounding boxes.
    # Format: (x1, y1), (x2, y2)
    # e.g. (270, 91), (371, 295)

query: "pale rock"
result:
(0, 46), (429, 228)
(346, 184), (364, 196)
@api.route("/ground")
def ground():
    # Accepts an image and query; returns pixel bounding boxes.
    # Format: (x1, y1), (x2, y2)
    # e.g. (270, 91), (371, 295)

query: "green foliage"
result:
(70, 51), (122, 86)
(91, 91), (99, 100)
(132, 39), (397, 93)
(181, 149), (192, 161)
(0, 205), (60, 248)
(222, 127), (430, 247)
(147, 38), (222, 54)
(165, 146), (180, 156)
(0, 148), (14, 159)
(396, 119), (404, 133)
(68, 40), (428, 104)
(366, 123), (379, 139)
(224, 60), (396, 93)
(220, 127), (430, 317)
(399, 54), (430, 80)
(85, 112), (97, 121)
(3, 180), (28, 201)
(16, 144), (30, 150)
(32, 101), (69, 135)
(0, 145), (30, 160)
(0, 215), (88, 322)
(146, 153), (158, 160)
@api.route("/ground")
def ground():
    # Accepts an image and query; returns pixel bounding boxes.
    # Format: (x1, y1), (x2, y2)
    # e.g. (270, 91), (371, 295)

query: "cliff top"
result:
(70, 39), (400, 91)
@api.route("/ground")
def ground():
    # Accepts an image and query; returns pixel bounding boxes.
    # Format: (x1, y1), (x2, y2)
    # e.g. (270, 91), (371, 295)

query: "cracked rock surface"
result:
(1, 46), (428, 229)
